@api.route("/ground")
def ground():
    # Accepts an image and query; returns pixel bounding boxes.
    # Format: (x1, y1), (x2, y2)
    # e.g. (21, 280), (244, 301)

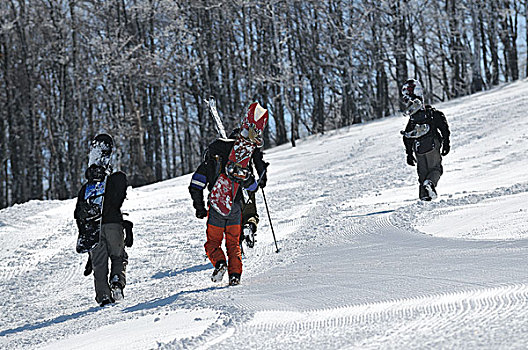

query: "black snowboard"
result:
(76, 179), (107, 253)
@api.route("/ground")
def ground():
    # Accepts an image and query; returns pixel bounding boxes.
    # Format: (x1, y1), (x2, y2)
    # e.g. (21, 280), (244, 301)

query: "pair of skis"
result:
(205, 97), (228, 140)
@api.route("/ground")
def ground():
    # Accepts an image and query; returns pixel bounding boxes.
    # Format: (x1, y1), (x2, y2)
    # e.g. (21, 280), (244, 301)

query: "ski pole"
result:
(261, 187), (279, 253)
(241, 167), (267, 212)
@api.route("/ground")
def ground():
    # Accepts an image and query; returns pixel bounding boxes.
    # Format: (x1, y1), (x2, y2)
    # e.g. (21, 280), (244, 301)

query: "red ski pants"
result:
(204, 205), (242, 275)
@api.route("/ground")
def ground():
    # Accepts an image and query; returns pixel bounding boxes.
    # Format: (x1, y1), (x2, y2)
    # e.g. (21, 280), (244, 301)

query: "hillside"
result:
(1, 81), (528, 349)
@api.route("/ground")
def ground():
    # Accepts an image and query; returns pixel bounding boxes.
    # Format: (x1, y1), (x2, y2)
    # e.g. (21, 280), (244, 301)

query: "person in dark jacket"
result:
(227, 128), (268, 250)
(74, 134), (129, 306)
(189, 127), (268, 286)
(401, 79), (451, 200)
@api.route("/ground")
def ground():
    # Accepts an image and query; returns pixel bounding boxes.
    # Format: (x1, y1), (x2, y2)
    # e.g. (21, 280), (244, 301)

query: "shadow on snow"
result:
(124, 285), (228, 313)
(151, 263), (211, 280)
(346, 209), (395, 218)
(0, 307), (101, 337)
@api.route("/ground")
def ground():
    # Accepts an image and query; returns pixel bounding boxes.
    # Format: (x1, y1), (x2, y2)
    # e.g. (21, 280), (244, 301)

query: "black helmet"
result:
(401, 79), (424, 103)
(88, 133), (114, 168)
(91, 133), (114, 149)
(401, 79), (424, 116)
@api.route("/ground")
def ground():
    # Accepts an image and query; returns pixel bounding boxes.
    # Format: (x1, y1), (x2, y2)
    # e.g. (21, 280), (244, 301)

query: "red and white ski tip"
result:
(245, 102), (269, 131)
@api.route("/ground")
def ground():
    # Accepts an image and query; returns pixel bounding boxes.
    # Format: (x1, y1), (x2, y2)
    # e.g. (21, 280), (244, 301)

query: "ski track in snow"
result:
(239, 284), (528, 349)
(2, 81), (528, 349)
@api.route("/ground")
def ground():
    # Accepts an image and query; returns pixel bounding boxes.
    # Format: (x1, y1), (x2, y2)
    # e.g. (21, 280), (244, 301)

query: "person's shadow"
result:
(123, 285), (228, 313)
(0, 263), (221, 336)
(347, 209), (395, 218)
(0, 306), (101, 337)
(151, 263), (210, 280)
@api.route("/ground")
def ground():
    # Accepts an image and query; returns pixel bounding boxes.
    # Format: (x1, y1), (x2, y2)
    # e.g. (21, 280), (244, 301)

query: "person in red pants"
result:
(189, 127), (268, 286)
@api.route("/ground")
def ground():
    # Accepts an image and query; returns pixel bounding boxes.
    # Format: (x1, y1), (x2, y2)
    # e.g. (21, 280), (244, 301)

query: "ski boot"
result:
(423, 180), (437, 200)
(98, 294), (115, 307)
(242, 223), (256, 248)
(419, 187), (431, 201)
(211, 261), (227, 283)
(110, 275), (124, 301)
(229, 273), (241, 286)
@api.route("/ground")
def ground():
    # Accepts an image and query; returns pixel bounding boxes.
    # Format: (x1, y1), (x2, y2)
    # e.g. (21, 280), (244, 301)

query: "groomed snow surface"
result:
(2, 81), (528, 349)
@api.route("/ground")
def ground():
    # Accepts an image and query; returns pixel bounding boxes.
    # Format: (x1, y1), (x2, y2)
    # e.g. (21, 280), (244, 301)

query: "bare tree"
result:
(0, 0), (525, 209)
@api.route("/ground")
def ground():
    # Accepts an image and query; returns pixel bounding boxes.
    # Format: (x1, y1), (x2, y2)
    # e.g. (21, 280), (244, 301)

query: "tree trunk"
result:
(526, 0), (528, 77)
(470, 1), (484, 92)
(126, 81), (155, 187)
(447, 0), (465, 97)
(479, 9), (491, 86)
(0, 37), (8, 208)
(392, 0), (408, 111)
(498, 0), (519, 81)
(488, 0), (500, 85)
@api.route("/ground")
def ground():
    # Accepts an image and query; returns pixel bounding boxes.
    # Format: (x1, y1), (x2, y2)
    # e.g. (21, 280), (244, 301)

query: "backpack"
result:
(411, 106), (437, 155)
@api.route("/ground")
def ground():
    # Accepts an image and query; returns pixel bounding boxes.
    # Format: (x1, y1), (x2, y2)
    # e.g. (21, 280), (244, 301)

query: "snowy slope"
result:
(2, 81), (528, 349)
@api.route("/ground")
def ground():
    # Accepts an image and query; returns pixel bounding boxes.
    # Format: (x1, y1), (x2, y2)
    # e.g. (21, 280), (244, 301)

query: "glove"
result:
(122, 220), (134, 247)
(406, 153), (416, 166)
(242, 174), (257, 191)
(195, 206), (207, 219)
(441, 141), (450, 156)
(259, 162), (269, 188)
(258, 173), (267, 189)
(191, 195), (207, 219)
(83, 255), (92, 276)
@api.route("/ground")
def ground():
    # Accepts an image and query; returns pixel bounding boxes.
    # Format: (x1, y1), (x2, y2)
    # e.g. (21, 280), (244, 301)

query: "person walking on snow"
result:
(401, 79), (451, 201)
(227, 128), (269, 250)
(189, 103), (269, 286)
(74, 134), (129, 306)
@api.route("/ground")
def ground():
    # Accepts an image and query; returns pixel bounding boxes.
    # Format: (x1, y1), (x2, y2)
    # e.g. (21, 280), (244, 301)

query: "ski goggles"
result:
(401, 81), (423, 103)
(240, 124), (263, 147)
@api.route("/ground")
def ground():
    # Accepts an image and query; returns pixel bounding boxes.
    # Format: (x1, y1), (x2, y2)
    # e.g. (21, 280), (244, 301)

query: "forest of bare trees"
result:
(0, 0), (526, 209)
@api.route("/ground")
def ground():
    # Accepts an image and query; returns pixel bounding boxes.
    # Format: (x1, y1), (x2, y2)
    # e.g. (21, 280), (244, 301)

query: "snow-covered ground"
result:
(2, 81), (528, 349)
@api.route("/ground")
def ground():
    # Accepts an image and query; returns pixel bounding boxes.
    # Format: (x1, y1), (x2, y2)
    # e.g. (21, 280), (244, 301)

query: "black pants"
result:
(90, 223), (126, 302)
(416, 139), (443, 198)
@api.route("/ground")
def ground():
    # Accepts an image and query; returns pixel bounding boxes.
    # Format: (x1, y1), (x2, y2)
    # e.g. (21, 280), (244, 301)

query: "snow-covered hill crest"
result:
(2, 81), (528, 349)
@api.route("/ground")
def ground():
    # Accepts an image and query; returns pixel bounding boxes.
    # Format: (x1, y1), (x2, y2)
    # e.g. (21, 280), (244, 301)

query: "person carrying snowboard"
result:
(401, 79), (451, 200)
(189, 102), (269, 286)
(74, 134), (129, 306)
(227, 128), (269, 250)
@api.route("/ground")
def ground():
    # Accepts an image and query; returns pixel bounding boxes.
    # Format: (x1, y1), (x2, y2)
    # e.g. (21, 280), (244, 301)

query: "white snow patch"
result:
(416, 192), (528, 240)
(39, 309), (217, 350)
(2, 80), (528, 349)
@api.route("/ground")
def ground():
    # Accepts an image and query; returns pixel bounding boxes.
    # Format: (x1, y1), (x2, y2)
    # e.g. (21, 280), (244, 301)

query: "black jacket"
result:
(189, 138), (267, 210)
(403, 105), (450, 155)
(74, 171), (127, 224)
